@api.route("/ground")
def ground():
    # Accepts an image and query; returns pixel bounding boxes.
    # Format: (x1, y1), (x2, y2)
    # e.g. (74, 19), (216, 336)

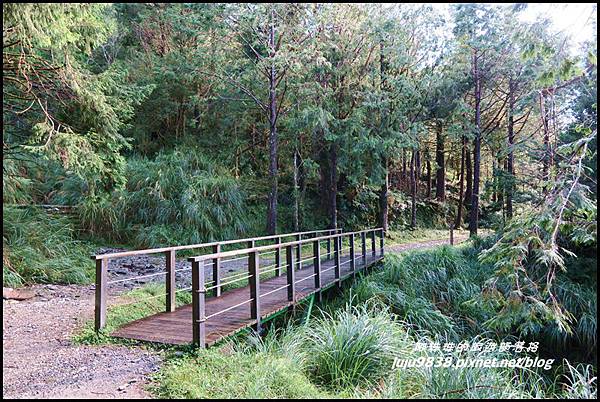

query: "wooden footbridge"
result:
(93, 228), (385, 347)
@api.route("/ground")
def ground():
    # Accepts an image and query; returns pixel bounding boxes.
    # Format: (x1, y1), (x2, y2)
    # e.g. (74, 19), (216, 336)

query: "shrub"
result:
(76, 147), (251, 247)
(300, 303), (409, 390)
(3, 206), (95, 287)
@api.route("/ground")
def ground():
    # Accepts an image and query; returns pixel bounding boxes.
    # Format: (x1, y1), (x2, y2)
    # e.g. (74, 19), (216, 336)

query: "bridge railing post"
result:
(361, 231), (367, 266)
(313, 239), (322, 302)
(192, 259), (206, 348)
(326, 231), (332, 259)
(95, 258), (107, 331)
(275, 236), (282, 276)
(296, 234), (302, 270)
(370, 230), (376, 257)
(286, 245), (295, 302)
(334, 233), (341, 287)
(248, 251), (261, 332)
(380, 228), (385, 257)
(349, 233), (355, 278)
(212, 244), (221, 297)
(450, 224), (454, 245)
(165, 250), (176, 312)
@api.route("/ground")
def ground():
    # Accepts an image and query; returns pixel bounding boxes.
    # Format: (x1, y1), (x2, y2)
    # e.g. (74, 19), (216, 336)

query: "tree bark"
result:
(266, 11), (278, 235)
(426, 152), (432, 198)
(469, 49), (482, 237)
(329, 142), (338, 229)
(456, 135), (466, 228)
(379, 157), (389, 231)
(435, 121), (445, 202)
(464, 139), (472, 211)
(506, 79), (515, 219)
(292, 149), (300, 232)
(410, 150), (417, 228)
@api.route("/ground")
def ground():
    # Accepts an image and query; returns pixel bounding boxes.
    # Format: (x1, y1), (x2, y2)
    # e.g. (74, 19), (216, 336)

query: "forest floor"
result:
(2, 231), (469, 399)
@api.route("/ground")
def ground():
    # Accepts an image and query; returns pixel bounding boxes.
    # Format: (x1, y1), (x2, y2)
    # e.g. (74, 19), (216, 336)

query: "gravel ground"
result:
(2, 234), (468, 399)
(2, 284), (161, 399)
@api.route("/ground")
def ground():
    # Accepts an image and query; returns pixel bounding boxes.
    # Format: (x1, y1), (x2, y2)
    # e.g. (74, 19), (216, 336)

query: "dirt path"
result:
(2, 234), (469, 399)
(387, 233), (469, 254)
(2, 285), (160, 399)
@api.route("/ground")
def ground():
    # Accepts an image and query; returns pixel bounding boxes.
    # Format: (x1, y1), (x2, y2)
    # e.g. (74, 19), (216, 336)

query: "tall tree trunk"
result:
(435, 121), (446, 201)
(456, 135), (466, 228)
(378, 40), (389, 232)
(379, 157), (389, 231)
(292, 149), (300, 232)
(415, 149), (421, 196)
(540, 92), (554, 194)
(329, 142), (338, 229)
(464, 140), (473, 212)
(469, 49), (482, 237)
(506, 79), (515, 219)
(426, 152), (432, 198)
(410, 150), (417, 228)
(401, 149), (407, 191)
(266, 12), (278, 235)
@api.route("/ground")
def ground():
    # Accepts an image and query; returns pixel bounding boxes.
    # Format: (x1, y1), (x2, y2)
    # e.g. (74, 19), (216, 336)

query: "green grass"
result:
(3, 205), (97, 288)
(68, 236), (596, 398)
(151, 239), (596, 398)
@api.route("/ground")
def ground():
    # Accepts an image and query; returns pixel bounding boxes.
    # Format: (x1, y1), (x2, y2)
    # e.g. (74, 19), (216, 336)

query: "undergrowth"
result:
(2, 205), (96, 287)
(152, 240), (597, 398)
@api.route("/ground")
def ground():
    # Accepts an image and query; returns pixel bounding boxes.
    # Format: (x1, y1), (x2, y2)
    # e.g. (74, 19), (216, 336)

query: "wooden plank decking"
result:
(111, 252), (382, 346)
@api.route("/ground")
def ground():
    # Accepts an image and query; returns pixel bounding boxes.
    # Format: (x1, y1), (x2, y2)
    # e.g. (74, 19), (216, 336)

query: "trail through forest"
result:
(2, 234), (466, 399)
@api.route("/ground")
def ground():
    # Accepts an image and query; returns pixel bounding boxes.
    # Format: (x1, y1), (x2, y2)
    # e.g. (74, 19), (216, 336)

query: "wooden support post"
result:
(94, 258), (107, 331)
(349, 233), (356, 278)
(212, 244), (221, 297)
(296, 234), (302, 270)
(313, 239), (322, 302)
(371, 230), (376, 257)
(326, 231), (332, 259)
(248, 251), (261, 332)
(286, 245), (295, 302)
(361, 231), (367, 266)
(450, 225), (454, 245)
(380, 228), (385, 257)
(192, 259), (206, 348)
(165, 250), (176, 312)
(275, 236), (282, 276)
(334, 234), (341, 287)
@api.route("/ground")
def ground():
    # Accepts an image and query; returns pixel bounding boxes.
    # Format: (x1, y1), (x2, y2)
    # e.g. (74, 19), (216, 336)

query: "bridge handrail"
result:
(188, 227), (385, 347)
(91, 228), (342, 260)
(188, 228), (383, 262)
(92, 227), (343, 331)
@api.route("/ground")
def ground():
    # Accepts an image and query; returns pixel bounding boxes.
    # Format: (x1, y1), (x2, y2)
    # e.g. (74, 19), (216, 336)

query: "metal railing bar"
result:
(93, 228), (343, 260)
(205, 298), (254, 320)
(260, 284), (289, 298)
(206, 274), (251, 290)
(295, 273), (317, 284)
(189, 228), (383, 263)
(106, 270), (166, 285)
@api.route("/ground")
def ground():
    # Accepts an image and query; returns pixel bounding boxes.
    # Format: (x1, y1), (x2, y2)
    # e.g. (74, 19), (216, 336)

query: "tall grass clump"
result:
(3, 205), (95, 287)
(76, 147), (251, 247)
(300, 303), (409, 390)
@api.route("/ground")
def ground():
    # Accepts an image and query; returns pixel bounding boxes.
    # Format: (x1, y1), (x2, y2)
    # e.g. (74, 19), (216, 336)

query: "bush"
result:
(300, 303), (409, 390)
(3, 206), (95, 287)
(154, 348), (327, 399)
(76, 147), (251, 247)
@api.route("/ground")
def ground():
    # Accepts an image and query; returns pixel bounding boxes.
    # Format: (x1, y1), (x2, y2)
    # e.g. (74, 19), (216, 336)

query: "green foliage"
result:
(2, 206), (95, 287)
(300, 304), (407, 390)
(74, 147), (250, 247)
